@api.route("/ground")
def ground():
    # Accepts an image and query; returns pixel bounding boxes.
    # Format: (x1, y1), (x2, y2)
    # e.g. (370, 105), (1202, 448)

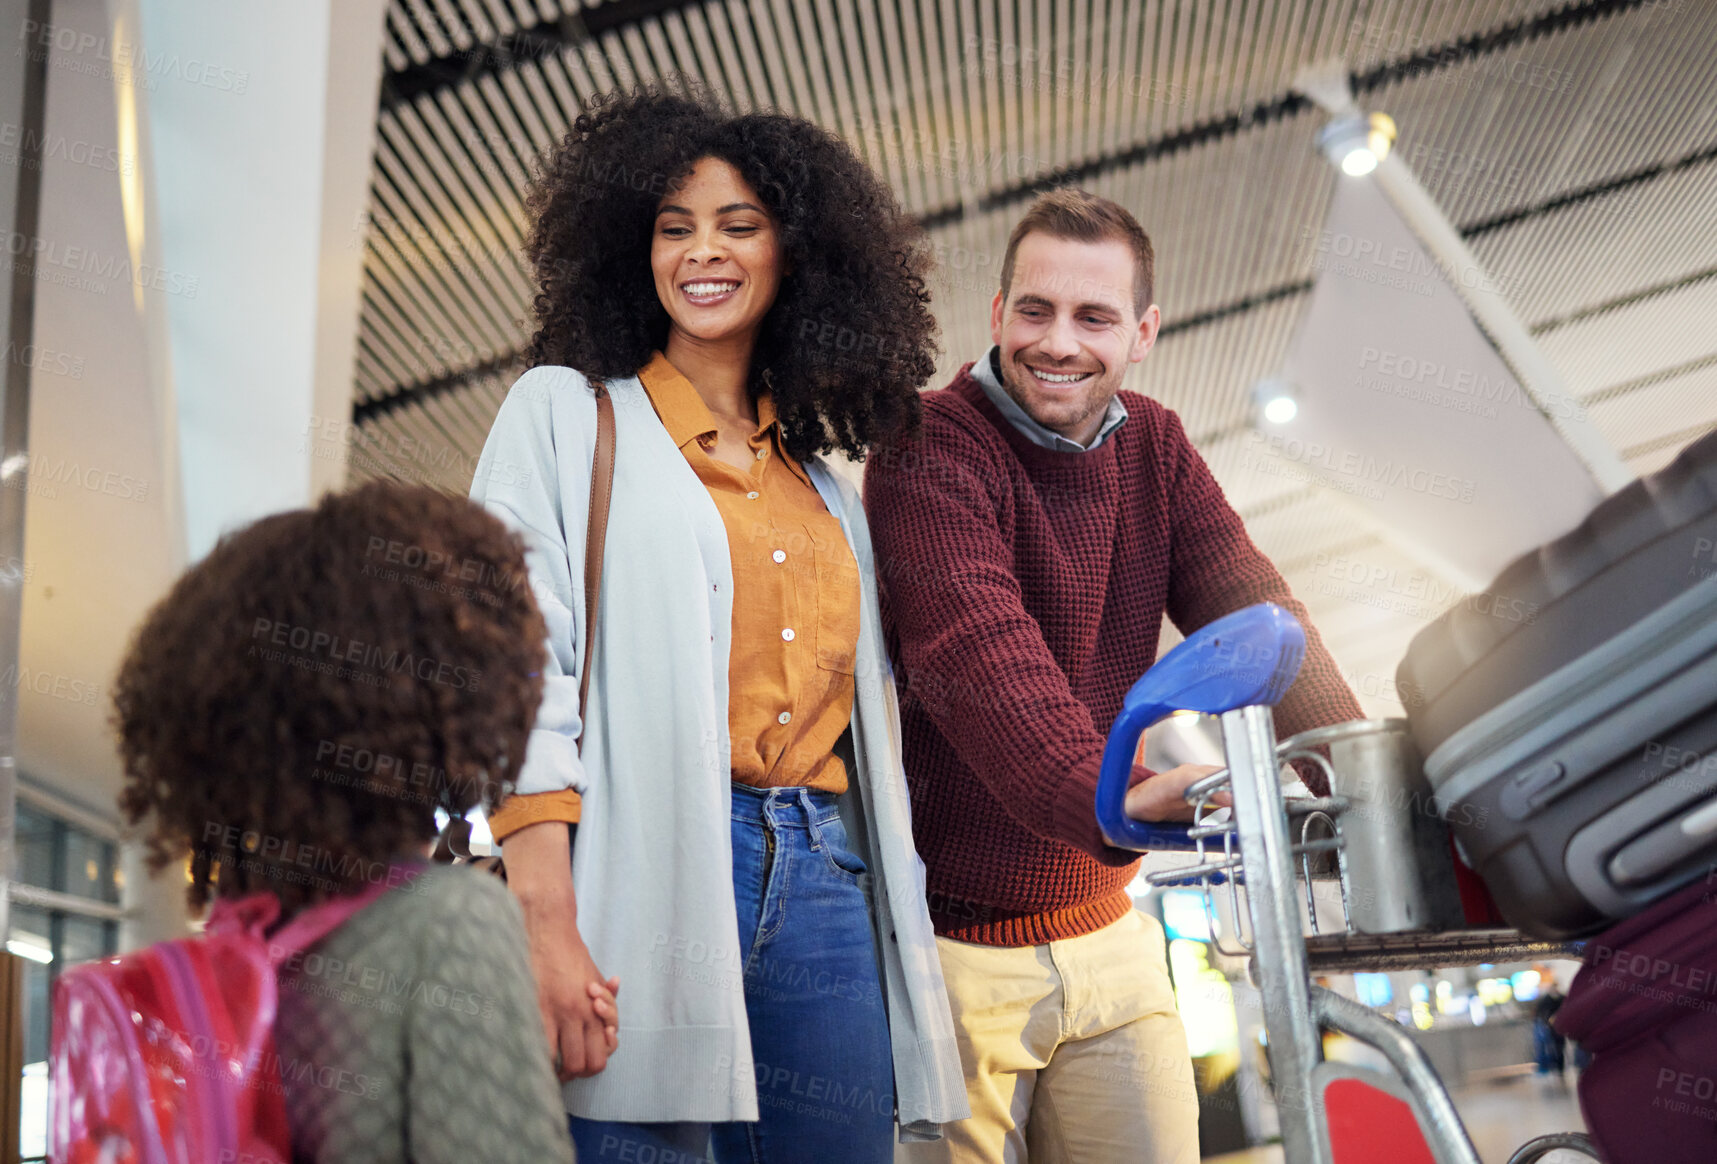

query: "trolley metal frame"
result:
(1153, 705), (1594, 1164)
(1093, 603), (1598, 1161)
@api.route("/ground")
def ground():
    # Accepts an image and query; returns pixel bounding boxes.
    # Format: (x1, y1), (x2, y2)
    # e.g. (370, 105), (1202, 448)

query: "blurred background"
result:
(3, 0), (1714, 1159)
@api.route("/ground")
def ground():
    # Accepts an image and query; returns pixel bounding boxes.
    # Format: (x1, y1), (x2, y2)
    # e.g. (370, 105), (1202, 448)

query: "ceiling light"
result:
(1253, 379), (1299, 425)
(1317, 112), (1397, 178)
(7, 938), (53, 964)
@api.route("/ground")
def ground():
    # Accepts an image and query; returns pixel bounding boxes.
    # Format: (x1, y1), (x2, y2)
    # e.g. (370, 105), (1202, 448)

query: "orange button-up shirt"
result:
(487, 353), (860, 841)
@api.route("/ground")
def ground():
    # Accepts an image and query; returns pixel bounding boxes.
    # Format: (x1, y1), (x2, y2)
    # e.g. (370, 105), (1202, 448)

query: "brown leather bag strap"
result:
(576, 377), (616, 753)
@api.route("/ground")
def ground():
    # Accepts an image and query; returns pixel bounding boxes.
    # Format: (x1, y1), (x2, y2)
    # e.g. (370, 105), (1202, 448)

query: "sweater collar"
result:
(970, 346), (1128, 453)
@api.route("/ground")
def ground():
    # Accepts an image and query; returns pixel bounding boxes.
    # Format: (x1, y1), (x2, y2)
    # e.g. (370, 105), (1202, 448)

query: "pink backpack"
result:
(49, 884), (387, 1164)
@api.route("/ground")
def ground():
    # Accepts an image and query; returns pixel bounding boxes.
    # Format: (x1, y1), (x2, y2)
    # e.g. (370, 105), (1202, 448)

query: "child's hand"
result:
(587, 975), (621, 1052)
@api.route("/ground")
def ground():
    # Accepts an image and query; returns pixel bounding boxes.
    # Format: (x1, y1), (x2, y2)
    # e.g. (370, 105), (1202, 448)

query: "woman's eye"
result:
(726, 225), (758, 235)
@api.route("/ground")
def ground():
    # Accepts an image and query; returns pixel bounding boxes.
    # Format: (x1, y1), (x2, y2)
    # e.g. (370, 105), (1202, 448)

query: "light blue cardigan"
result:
(470, 366), (968, 1139)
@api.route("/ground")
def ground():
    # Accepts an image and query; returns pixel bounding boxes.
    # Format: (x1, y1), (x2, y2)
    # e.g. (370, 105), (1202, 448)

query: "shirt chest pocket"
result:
(805, 520), (861, 675)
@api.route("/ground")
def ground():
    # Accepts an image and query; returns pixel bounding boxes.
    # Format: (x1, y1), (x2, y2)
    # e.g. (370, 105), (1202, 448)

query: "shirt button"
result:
(778, 711), (792, 725)
(772, 550), (786, 563)
(747, 491), (759, 499)
(781, 628), (795, 642)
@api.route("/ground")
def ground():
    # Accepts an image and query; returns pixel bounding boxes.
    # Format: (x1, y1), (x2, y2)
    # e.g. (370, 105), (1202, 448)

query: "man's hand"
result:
(1124, 763), (1229, 822)
(504, 820), (621, 1081)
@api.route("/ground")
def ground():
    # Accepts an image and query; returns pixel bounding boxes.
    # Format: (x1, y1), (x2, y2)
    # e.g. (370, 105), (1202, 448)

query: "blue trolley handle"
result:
(1095, 603), (1308, 852)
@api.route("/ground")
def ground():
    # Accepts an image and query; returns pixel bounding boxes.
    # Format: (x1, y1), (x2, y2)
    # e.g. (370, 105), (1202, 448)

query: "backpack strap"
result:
(577, 377), (616, 754)
(208, 880), (396, 968)
(436, 375), (615, 862)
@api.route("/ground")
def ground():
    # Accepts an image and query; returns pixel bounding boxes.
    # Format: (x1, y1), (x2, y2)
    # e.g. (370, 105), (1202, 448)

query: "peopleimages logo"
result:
(1357, 347), (1586, 422)
(1245, 431), (1478, 504)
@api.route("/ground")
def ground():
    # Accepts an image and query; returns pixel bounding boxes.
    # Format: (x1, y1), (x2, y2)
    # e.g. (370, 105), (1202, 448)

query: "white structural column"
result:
(137, 0), (387, 560)
(9, 1), (388, 949)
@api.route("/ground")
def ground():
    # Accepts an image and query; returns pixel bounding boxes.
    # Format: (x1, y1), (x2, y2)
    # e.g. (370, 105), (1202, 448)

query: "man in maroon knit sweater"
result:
(865, 190), (1363, 1163)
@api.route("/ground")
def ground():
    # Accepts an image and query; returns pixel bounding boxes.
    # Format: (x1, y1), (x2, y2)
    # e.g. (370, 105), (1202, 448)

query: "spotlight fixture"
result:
(1253, 379), (1299, 425)
(1317, 112), (1397, 177)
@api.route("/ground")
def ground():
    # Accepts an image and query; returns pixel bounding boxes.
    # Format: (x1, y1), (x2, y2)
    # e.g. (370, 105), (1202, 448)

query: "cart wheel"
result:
(1504, 1132), (1599, 1163)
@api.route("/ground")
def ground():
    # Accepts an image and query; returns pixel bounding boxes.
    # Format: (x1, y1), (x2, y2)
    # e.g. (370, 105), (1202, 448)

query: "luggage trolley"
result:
(1094, 603), (1598, 1164)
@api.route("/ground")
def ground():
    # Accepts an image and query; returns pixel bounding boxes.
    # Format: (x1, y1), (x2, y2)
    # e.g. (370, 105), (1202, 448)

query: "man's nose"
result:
(1039, 315), (1082, 361)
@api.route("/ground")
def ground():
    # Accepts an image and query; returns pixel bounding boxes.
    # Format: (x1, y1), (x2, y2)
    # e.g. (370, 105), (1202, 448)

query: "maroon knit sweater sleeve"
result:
(864, 412), (1133, 865)
(1159, 409), (1364, 782)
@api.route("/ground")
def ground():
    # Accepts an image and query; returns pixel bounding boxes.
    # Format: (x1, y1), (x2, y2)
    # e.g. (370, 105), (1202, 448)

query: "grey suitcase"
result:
(1397, 429), (1717, 940)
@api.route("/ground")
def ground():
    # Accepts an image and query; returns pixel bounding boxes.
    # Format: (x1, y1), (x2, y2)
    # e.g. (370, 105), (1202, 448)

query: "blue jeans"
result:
(569, 783), (895, 1163)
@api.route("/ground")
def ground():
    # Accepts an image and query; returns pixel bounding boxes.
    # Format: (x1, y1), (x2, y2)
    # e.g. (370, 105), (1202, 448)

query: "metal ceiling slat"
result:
(430, 0), (478, 49)
(917, 0), (958, 211)
(848, 0), (908, 204)
(404, 94), (529, 255)
(784, 0), (839, 130)
(476, 0), (517, 35)
(675, 7), (747, 111)
(710, 1), (777, 112)
(366, 163), (502, 373)
(495, 61), (556, 155)
(356, 286), (431, 387)
(636, 13), (689, 86)
(420, 389), (488, 453)
(427, 87), (534, 238)
(551, 36), (605, 103)
(383, 104), (524, 346)
(359, 258), (447, 385)
(365, 233), (477, 383)
(816, 0), (868, 163)
(754, 0), (813, 117)
(403, 0), (456, 57)
(865, 0), (922, 210)
(388, 5), (436, 65)
(515, 56), (573, 141)
(959, 0), (992, 207)
(536, 44), (587, 120)
(1095, 0), (1128, 159)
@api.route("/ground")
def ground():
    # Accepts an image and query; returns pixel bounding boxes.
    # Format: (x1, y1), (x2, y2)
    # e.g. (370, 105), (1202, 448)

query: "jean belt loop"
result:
(802, 789), (827, 850)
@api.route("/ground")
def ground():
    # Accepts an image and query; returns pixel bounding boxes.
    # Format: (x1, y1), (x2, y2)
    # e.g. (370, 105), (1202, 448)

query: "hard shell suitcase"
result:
(1396, 429), (1717, 939)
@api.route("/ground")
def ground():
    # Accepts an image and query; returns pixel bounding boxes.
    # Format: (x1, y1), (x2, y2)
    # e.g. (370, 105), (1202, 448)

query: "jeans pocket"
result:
(819, 819), (869, 884)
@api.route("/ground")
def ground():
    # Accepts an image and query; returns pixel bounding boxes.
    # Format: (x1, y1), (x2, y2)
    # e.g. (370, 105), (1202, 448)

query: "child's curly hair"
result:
(526, 83), (937, 462)
(113, 482), (546, 913)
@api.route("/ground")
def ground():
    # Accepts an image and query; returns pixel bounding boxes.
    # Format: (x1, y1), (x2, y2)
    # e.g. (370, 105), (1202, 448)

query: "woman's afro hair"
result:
(525, 84), (937, 462)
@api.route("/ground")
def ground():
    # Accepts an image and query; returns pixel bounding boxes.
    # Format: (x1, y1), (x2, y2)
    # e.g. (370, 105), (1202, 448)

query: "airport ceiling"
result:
(348, 0), (1717, 712)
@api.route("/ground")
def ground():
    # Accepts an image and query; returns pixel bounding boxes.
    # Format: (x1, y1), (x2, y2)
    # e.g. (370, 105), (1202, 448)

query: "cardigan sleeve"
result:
(469, 368), (595, 803)
(1159, 407), (1363, 792)
(864, 417), (1138, 865)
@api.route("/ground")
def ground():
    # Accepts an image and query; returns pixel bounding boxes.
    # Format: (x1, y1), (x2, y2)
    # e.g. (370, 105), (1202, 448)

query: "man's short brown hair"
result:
(999, 188), (1155, 315)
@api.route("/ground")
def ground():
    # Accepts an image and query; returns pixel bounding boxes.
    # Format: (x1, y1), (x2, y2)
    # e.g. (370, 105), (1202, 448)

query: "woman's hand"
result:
(1123, 763), (1230, 823)
(503, 820), (621, 1081)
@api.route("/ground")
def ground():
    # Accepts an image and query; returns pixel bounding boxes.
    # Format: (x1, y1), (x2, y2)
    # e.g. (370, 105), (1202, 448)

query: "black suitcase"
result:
(1397, 428), (1717, 940)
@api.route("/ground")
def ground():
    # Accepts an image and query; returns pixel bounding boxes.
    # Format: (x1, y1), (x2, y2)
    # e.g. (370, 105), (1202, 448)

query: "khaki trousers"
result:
(900, 910), (1200, 1164)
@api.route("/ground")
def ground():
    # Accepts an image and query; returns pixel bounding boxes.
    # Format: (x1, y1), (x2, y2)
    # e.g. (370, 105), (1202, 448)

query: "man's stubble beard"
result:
(997, 354), (1123, 442)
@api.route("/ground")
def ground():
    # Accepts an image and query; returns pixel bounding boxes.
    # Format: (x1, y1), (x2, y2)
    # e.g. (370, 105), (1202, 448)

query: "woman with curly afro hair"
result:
(111, 482), (582, 1161)
(470, 85), (966, 1162)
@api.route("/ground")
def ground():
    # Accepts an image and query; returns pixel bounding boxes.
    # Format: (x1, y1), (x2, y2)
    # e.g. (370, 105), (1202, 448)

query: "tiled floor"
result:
(1204, 1071), (1590, 1163)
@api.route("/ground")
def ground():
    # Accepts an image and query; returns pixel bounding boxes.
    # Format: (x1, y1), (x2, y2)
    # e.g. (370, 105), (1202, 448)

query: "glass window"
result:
(8, 800), (122, 1163)
(13, 803), (54, 891)
(60, 828), (119, 905)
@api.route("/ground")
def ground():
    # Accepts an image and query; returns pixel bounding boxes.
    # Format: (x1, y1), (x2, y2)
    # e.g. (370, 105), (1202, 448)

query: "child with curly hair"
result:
(471, 85), (967, 1161)
(111, 482), (587, 1163)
